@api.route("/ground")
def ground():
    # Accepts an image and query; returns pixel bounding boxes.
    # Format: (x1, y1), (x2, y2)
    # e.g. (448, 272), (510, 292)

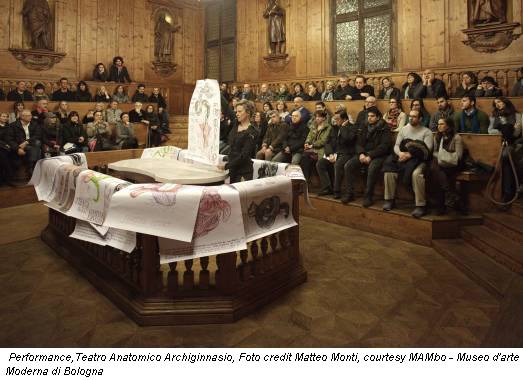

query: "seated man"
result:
(317, 110), (357, 198)
(257, 83), (274, 102)
(347, 75), (375, 100)
(240, 83), (256, 101)
(51, 78), (75, 101)
(131, 84), (149, 103)
(453, 95), (489, 134)
(256, 111), (289, 161)
(333, 74), (353, 100)
(7, 81), (33, 101)
(9, 109), (43, 173)
(355, 96), (377, 129)
(343, 107), (391, 207)
(429, 96), (454, 131)
(285, 97), (311, 125)
(106, 100), (123, 125)
(272, 110), (309, 165)
(383, 109), (434, 218)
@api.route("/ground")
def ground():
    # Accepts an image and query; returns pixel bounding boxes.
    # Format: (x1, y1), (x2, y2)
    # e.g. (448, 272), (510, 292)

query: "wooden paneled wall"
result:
(236, 0), (523, 82)
(0, 0), (204, 114)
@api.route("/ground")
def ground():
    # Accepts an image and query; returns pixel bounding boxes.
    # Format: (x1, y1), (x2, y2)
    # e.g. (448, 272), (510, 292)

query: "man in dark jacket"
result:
(272, 111), (308, 164)
(132, 84), (149, 103)
(354, 96), (377, 129)
(422, 69), (448, 99)
(148, 87), (167, 109)
(9, 109), (43, 171)
(348, 75), (375, 100)
(333, 75), (353, 100)
(51, 78), (75, 101)
(342, 106), (391, 207)
(7, 81), (34, 101)
(317, 110), (357, 198)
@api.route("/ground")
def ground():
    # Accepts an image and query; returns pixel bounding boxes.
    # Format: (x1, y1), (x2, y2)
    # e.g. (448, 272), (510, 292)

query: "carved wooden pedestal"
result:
(9, 49), (66, 71)
(41, 182), (306, 326)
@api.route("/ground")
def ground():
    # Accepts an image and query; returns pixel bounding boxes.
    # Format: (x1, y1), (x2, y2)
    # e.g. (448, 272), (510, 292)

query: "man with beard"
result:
(429, 96), (454, 131)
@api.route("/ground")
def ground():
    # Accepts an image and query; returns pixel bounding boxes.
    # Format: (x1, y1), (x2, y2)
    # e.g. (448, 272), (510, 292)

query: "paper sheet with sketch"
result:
(187, 79), (221, 166)
(158, 185), (246, 263)
(103, 183), (204, 242)
(232, 176), (296, 242)
(141, 146), (182, 160)
(70, 220), (136, 253)
(67, 170), (131, 226)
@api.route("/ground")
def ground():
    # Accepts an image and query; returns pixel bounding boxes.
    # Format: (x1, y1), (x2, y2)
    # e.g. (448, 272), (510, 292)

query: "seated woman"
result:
(453, 71), (477, 98)
(256, 111), (289, 161)
(225, 100), (258, 183)
(253, 111), (268, 149)
(115, 112), (138, 149)
(95, 86), (111, 103)
(321, 80), (335, 101)
(430, 117), (463, 214)
(401, 72), (424, 99)
(42, 113), (62, 157)
(304, 83), (321, 101)
(383, 98), (407, 131)
(86, 111), (112, 151)
(143, 104), (162, 147)
(275, 100), (289, 122)
(276, 84), (292, 101)
(410, 98), (431, 128)
(112, 85), (130, 104)
(292, 83), (307, 100)
(54, 101), (70, 125)
(9, 101), (25, 124)
(476, 76), (503, 98)
(378, 77), (401, 100)
(0, 112), (15, 185)
(488, 97), (522, 203)
(61, 111), (88, 153)
(299, 110), (331, 180)
(74, 81), (93, 102)
(92, 62), (109, 82)
(33, 83), (49, 101)
(262, 101), (273, 120)
(109, 56), (132, 83)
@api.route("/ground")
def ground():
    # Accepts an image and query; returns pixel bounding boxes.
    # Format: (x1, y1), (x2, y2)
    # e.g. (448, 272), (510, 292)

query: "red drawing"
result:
(194, 188), (231, 238)
(129, 183), (182, 206)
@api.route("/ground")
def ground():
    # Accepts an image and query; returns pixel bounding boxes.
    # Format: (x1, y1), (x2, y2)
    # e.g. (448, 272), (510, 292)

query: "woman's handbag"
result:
(437, 139), (458, 168)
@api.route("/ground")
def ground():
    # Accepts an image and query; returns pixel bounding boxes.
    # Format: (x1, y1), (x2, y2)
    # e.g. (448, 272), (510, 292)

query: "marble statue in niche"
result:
(22, 0), (53, 50)
(263, 0), (286, 55)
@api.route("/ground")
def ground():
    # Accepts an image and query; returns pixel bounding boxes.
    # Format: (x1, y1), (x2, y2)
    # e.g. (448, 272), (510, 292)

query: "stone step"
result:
(484, 212), (523, 245)
(433, 239), (515, 299)
(462, 225), (523, 275)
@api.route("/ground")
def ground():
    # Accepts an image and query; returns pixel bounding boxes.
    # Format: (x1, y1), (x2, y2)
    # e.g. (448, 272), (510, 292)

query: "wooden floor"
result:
(0, 203), (512, 347)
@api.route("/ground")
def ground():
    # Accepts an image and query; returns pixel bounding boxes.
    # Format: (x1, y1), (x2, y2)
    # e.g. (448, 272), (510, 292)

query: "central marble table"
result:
(108, 158), (227, 184)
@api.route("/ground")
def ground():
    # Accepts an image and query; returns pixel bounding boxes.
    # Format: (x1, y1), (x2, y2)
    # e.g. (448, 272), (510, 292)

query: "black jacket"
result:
(61, 122), (88, 147)
(303, 92), (321, 101)
(0, 124), (14, 152)
(9, 120), (43, 146)
(43, 124), (62, 147)
(0, 89), (5, 101)
(226, 124), (257, 175)
(334, 123), (358, 156)
(333, 85), (353, 100)
(424, 79), (448, 99)
(401, 82), (425, 99)
(92, 69), (109, 82)
(7, 89), (33, 101)
(129, 109), (146, 123)
(148, 94), (167, 109)
(349, 85), (375, 100)
(108, 65), (132, 83)
(453, 85), (476, 98)
(131, 92), (149, 103)
(355, 119), (391, 159)
(284, 121), (309, 154)
(75, 90), (93, 102)
(475, 87), (503, 98)
(52, 89), (75, 101)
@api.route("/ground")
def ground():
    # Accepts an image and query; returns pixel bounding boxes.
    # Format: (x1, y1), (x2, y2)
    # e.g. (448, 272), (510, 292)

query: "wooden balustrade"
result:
(40, 149), (306, 325)
(230, 64), (523, 100)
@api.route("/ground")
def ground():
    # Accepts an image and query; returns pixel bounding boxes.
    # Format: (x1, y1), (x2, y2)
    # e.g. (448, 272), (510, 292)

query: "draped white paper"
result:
(70, 220), (136, 253)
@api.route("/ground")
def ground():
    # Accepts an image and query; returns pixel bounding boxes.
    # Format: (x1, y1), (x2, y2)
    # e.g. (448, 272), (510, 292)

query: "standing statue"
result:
(22, 0), (53, 50)
(263, 0), (286, 55)
(154, 15), (181, 62)
(471, 0), (507, 25)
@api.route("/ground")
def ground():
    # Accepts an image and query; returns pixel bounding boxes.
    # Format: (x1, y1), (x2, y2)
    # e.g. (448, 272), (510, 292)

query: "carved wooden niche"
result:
(151, 6), (181, 77)
(8, 0), (66, 70)
(462, 0), (521, 53)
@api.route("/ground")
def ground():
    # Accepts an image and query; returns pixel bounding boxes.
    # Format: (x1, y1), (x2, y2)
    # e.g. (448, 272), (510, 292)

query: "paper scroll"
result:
(70, 220), (136, 253)
(141, 146), (182, 160)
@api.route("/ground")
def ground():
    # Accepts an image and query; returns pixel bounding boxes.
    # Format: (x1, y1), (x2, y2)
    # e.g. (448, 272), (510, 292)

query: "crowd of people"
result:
(0, 56), (172, 185)
(221, 69), (523, 216)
